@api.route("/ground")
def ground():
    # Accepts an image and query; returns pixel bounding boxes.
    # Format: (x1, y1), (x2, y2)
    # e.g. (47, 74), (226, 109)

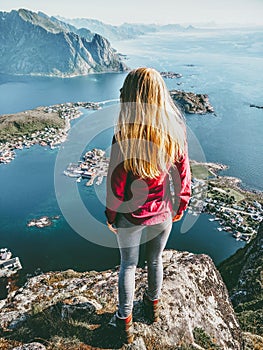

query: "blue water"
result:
(1, 27), (263, 278)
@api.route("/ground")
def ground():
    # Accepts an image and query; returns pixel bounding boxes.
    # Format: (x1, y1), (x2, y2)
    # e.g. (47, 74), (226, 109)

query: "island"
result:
(170, 90), (214, 114)
(27, 215), (60, 229)
(64, 148), (109, 186)
(0, 91), (216, 165)
(0, 102), (100, 164)
(64, 147), (262, 243)
(160, 71), (183, 79)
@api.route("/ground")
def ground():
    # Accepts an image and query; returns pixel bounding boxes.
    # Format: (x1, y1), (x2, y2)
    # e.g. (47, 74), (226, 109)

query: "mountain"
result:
(0, 250), (243, 349)
(57, 16), (193, 41)
(38, 11), (94, 41)
(56, 17), (146, 41)
(0, 9), (127, 77)
(219, 222), (263, 337)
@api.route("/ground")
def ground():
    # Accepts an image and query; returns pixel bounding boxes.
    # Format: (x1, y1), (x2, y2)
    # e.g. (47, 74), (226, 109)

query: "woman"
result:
(105, 67), (191, 343)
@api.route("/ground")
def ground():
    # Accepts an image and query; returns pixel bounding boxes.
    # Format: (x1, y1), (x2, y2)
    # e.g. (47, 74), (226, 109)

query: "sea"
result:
(0, 27), (263, 284)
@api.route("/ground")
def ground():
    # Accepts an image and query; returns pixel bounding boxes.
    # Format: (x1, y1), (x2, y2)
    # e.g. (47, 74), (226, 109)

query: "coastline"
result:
(190, 160), (263, 243)
(0, 102), (100, 164)
(1, 102), (262, 243)
(190, 159), (263, 200)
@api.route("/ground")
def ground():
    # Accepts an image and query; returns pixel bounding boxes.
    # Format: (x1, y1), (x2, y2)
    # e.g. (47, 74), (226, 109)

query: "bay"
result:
(1, 27), (262, 281)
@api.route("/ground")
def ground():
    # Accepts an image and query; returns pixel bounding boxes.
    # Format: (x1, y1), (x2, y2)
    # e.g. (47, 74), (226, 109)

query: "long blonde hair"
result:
(115, 67), (186, 179)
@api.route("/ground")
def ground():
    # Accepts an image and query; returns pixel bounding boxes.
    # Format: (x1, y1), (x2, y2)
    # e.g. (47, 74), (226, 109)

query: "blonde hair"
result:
(116, 67), (186, 179)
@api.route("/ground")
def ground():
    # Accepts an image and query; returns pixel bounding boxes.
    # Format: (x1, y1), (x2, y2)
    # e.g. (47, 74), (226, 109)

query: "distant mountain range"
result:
(57, 16), (195, 41)
(0, 9), (128, 77)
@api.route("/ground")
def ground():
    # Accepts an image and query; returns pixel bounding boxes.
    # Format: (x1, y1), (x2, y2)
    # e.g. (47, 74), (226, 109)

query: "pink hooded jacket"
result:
(105, 136), (191, 225)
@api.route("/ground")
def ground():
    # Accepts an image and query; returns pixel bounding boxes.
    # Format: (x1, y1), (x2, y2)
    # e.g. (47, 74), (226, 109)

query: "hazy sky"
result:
(0, 0), (263, 25)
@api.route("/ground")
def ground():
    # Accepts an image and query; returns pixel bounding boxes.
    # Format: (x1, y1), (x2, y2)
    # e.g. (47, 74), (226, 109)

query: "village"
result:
(64, 149), (263, 244)
(64, 148), (109, 186)
(0, 102), (100, 164)
(189, 175), (263, 243)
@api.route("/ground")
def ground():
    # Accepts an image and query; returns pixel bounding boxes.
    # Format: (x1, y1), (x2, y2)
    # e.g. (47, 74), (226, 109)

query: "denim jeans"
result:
(116, 214), (172, 318)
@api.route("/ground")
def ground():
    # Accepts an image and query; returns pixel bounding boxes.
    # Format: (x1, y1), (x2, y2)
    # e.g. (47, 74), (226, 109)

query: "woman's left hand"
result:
(172, 212), (184, 222)
(107, 221), (117, 234)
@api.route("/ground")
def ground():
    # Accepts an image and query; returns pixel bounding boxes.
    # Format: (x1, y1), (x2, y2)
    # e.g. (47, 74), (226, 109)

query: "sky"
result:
(0, 0), (263, 26)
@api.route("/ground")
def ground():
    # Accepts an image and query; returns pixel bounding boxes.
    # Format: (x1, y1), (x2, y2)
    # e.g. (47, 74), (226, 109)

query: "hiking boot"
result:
(109, 312), (134, 344)
(143, 292), (160, 323)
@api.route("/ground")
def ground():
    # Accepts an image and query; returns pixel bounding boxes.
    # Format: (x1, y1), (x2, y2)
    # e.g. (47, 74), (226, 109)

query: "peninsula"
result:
(0, 90), (214, 165)
(190, 160), (263, 242)
(0, 102), (100, 164)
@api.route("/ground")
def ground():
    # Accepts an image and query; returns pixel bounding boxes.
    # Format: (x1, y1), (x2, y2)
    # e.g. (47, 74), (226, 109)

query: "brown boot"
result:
(143, 293), (160, 323)
(116, 312), (134, 344)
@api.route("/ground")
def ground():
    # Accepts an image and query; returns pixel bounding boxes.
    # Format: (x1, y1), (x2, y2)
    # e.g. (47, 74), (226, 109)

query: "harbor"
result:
(64, 148), (109, 187)
(64, 148), (263, 244)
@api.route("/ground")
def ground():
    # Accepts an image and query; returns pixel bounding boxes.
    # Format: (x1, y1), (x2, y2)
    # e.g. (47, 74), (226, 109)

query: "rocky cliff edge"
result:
(0, 251), (242, 349)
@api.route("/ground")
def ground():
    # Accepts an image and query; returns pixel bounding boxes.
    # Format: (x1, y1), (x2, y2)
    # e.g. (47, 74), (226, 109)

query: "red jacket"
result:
(105, 136), (191, 225)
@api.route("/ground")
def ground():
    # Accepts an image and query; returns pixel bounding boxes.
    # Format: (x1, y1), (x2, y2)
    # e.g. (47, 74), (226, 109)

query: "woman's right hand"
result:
(172, 212), (184, 222)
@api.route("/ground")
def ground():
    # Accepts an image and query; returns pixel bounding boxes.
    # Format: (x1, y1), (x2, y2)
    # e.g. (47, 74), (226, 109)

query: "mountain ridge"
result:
(56, 16), (195, 41)
(0, 9), (127, 77)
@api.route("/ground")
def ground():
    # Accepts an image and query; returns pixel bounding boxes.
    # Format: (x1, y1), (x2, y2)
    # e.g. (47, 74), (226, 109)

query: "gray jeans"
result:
(116, 214), (172, 318)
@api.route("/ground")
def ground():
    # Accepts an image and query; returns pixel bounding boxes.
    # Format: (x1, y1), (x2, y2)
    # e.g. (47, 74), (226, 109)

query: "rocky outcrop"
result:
(160, 71), (183, 79)
(0, 9), (127, 77)
(219, 222), (263, 336)
(170, 90), (214, 114)
(250, 104), (263, 109)
(0, 250), (242, 349)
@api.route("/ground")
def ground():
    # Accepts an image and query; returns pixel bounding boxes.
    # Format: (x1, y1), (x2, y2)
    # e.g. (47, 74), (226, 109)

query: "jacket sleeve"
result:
(105, 136), (128, 224)
(170, 145), (191, 215)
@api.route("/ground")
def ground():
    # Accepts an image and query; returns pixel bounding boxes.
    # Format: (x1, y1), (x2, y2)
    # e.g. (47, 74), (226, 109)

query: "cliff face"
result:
(219, 222), (263, 336)
(0, 9), (127, 77)
(0, 250), (242, 349)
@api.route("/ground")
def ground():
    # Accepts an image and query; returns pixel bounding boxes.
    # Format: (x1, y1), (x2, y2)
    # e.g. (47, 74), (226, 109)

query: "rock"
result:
(242, 332), (263, 349)
(170, 89), (215, 114)
(0, 299), (5, 309)
(12, 342), (46, 350)
(250, 104), (263, 109)
(160, 71), (183, 79)
(61, 295), (102, 320)
(219, 222), (263, 336)
(0, 251), (242, 349)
